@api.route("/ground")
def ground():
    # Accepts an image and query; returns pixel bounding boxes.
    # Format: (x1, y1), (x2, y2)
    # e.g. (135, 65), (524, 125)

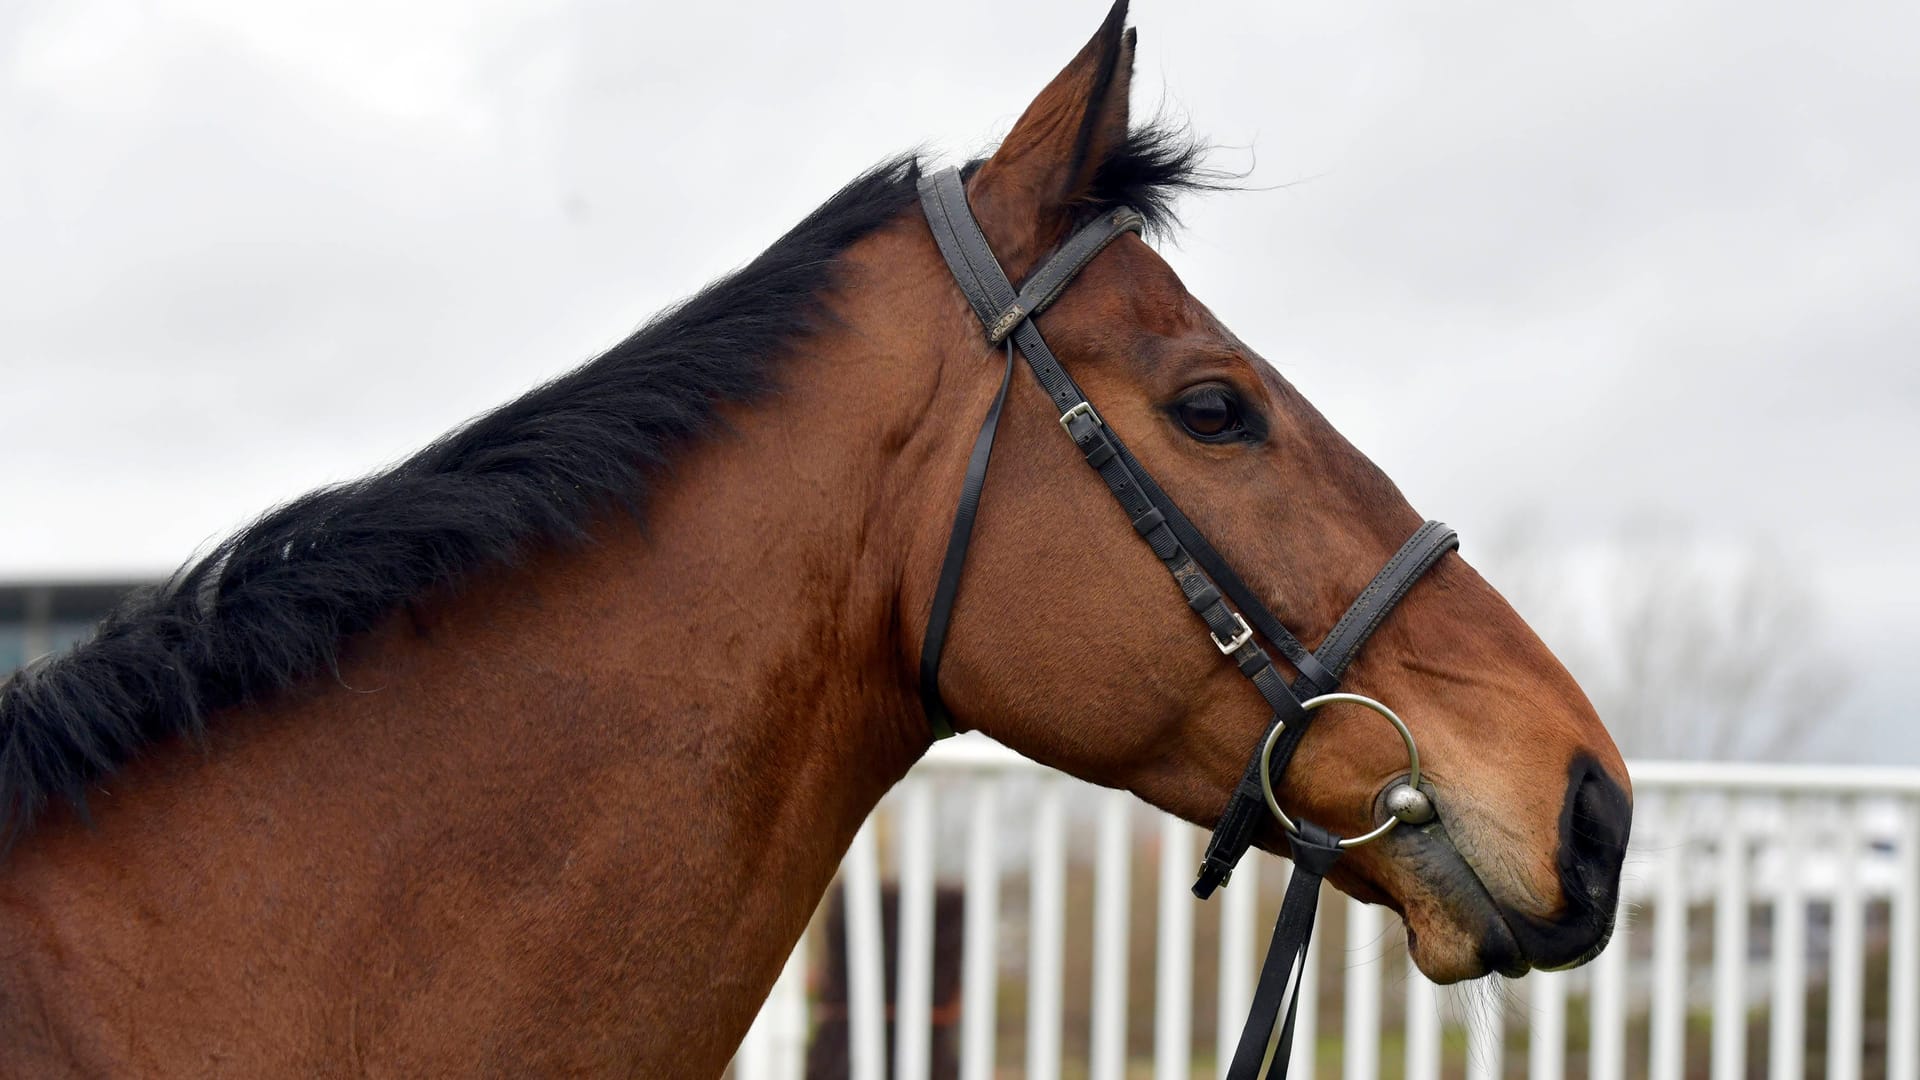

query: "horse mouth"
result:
(1246, 764), (1625, 984)
(1376, 810), (1616, 983)
(1336, 772), (1620, 983)
(1381, 819), (1530, 981)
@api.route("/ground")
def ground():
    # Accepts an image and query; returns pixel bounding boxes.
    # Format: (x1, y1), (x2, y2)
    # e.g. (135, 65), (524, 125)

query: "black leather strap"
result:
(918, 340), (1015, 739)
(1193, 726), (1292, 898)
(1225, 823), (1342, 1080)
(1115, 444), (1337, 695)
(987, 204), (1143, 342)
(921, 168), (1139, 335)
(1313, 520), (1458, 680)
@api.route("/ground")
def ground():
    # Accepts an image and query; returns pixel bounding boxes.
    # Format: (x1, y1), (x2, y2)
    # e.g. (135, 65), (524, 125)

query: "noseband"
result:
(915, 167), (1457, 1078)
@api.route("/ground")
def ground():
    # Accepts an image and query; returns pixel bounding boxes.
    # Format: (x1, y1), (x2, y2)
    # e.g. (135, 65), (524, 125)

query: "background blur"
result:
(2, 0), (1916, 763)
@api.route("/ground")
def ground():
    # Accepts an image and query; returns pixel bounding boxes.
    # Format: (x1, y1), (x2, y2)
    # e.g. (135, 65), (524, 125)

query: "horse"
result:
(0, 3), (1629, 1074)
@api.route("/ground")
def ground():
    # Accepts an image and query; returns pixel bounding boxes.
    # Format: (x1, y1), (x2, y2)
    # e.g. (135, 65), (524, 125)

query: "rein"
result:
(914, 167), (1458, 1077)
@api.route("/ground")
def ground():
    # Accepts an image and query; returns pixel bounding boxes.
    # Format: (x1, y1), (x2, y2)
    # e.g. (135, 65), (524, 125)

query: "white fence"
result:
(734, 740), (1920, 1080)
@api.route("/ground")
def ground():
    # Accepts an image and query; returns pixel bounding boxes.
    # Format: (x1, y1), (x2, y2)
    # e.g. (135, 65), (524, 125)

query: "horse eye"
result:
(1175, 387), (1243, 441)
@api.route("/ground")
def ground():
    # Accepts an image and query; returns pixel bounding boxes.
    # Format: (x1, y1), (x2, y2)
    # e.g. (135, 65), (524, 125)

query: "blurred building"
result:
(0, 579), (150, 674)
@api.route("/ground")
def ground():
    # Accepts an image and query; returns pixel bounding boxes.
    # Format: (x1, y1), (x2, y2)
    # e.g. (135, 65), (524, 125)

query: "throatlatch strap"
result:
(915, 172), (1146, 736)
(918, 340), (1015, 739)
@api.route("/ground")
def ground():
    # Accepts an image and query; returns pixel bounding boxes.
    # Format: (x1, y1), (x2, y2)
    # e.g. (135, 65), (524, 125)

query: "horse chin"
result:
(1379, 821), (1533, 984)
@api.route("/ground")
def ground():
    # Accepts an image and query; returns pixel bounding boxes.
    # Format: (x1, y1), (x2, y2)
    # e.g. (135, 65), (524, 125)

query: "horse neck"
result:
(0, 290), (963, 1072)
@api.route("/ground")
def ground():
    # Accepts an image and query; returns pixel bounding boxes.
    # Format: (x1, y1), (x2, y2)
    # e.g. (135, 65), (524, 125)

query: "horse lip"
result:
(1375, 794), (1531, 979)
(1432, 831), (1530, 978)
(1500, 888), (1618, 971)
(1390, 811), (1614, 978)
(1526, 924), (1613, 972)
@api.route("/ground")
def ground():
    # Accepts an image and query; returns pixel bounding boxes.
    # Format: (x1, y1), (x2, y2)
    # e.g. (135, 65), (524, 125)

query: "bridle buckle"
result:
(1210, 611), (1254, 655)
(1057, 401), (1100, 435)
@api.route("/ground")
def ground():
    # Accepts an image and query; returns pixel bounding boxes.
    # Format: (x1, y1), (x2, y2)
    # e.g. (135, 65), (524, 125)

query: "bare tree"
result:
(1480, 519), (1843, 761)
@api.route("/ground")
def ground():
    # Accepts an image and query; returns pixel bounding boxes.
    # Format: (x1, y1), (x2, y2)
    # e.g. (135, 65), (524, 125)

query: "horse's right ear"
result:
(965, 0), (1136, 278)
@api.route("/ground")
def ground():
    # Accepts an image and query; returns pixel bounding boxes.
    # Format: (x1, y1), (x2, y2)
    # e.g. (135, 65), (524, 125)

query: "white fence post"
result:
(1770, 794), (1806, 1080)
(1890, 797), (1920, 1080)
(1589, 900), (1628, 1080)
(1216, 855), (1258, 1079)
(763, 943), (809, 1080)
(1711, 802), (1748, 1080)
(1028, 780), (1067, 1080)
(1343, 897), (1382, 1080)
(1650, 793), (1689, 1080)
(1404, 962), (1440, 1080)
(1091, 789), (1133, 1080)
(1829, 797), (1864, 1080)
(843, 819), (887, 1080)
(1529, 970), (1567, 1080)
(959, 778), (1000, 1080)
(895, 784), (936, 1080)
(1154, 819), (1196, 1080)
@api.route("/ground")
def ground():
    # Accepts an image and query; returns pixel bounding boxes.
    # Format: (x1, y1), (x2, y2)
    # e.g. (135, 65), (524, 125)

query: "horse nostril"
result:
(1564, 759), (1631, 905)
(1496, 756), (1633, 971)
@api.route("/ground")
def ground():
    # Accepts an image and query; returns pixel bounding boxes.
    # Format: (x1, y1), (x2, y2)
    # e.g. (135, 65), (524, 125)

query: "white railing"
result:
(735, 740), (1920, 1080)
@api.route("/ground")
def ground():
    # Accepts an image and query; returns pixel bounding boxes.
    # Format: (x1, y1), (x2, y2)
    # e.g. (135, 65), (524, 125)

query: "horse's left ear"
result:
(966, 0), (1136, 275)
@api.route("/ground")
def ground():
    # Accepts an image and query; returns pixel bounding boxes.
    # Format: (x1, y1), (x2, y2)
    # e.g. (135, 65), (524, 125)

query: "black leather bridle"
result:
(914, 166), (1458, 1078)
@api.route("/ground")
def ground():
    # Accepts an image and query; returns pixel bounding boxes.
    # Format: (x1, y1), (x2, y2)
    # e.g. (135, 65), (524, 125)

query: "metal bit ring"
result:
(1258, 692), (1425, 850)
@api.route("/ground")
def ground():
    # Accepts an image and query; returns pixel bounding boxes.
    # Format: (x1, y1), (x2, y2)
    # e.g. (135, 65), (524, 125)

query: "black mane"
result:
(0, 126), (1210, 840)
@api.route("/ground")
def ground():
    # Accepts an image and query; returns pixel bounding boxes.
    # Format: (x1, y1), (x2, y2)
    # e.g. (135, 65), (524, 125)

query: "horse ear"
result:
(967, 0), (1136, 274)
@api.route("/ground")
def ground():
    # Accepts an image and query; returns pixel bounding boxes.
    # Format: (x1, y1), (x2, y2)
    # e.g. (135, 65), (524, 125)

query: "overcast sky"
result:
(2, 0), (1914, 763)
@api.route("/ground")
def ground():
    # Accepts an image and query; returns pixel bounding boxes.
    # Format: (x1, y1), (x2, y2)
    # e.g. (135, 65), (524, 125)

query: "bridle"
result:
(914, 166), (1459, 1078)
